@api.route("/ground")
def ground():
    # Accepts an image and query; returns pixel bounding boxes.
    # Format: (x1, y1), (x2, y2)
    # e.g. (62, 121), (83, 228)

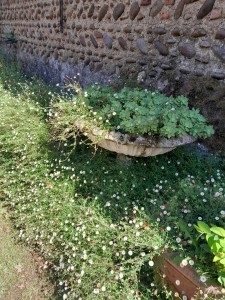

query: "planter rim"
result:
(75, 120), (197, 148)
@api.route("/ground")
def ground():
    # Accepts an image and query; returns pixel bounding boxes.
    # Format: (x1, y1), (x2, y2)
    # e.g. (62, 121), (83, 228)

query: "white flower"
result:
(93, 288), (99, 294)
(149, 261), (154, 267)
(200, 275), (207, 283)
(189, 260), (194, 266)
(166, 226), (171, 231)
(128, 250), (133, 256)
(112, 112), (117, 116)
(101, 285), (106, 292)
(181, 259), (188, 266)
(175, 280), (180, 286)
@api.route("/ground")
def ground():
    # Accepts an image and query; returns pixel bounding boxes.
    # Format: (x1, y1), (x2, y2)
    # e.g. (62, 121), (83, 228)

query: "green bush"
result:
(51, 85), (214, 141)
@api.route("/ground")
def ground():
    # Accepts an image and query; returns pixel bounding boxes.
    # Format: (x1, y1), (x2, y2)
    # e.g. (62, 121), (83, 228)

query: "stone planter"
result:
(76, 122), (196, 157)
(155, 252), (225, 299)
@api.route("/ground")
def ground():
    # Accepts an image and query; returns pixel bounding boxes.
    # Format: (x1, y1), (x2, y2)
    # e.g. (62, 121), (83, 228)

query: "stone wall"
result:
(1, 0), (225, 150)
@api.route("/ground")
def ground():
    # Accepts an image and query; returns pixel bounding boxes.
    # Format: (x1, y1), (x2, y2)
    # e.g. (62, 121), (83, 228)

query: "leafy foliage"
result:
(195, 221), (225, 287)
(53, 85), (214, 140)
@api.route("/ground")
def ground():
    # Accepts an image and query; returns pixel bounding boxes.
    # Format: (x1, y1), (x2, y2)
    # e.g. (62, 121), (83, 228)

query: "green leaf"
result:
(220, 239), (225, 249)
(220, 258), (225, 265)
(210, 227), (225, 238)
(206, 234), (215, 248)
(195, 221), (211, 234)
(211, 240), (222, 253)
(213, 256), (221, 262)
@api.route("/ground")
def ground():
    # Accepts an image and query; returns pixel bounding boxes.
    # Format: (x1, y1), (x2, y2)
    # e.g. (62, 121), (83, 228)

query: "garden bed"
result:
(0, 58), (225, 299)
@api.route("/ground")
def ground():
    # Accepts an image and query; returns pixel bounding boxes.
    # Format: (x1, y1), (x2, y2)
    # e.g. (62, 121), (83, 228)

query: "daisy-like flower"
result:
(200, 275), (207, 283)
(149, 261), (154, 267)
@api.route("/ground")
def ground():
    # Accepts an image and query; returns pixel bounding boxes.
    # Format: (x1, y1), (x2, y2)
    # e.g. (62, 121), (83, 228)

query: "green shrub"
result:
(51, 85), (214, 142)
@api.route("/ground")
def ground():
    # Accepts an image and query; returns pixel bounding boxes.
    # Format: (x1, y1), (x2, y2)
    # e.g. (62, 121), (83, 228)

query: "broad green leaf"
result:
(210, 227), (225, 238)
(220, 239), (225, 248)
(206, 235), (215, 248)
(211, 241), (222, 253)
(213, 256), (221, 262)
(220, 257), (225, 265)
(196, 221), (211, 234)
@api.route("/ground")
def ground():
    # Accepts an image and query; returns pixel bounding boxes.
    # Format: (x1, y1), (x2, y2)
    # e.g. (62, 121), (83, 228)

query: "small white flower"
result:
(101, 285), (106, 292)
(181, 259), (188, 266)
(149, 261), (154, 267)
(166, 226), (171, 231)
(189, 260), (194, 266)
(175, 280), (180, 286)
(128, 250), (133, 256)
(63, 294), (67, 300)
(200, 275), (207, 283)
(93, 288), (99, 294)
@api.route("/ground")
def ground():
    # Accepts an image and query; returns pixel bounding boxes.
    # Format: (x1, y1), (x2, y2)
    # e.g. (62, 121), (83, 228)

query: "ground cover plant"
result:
(0, 205), (54, 300)
(0, 57), (225, 299)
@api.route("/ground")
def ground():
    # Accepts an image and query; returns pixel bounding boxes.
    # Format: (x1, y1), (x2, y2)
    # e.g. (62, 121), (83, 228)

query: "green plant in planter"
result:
(51, 85), (214, 143)
(195, 221), (225, 287)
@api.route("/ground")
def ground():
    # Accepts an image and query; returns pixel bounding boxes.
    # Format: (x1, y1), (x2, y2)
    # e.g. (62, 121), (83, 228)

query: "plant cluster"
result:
(51, 85), (214, 143)
(0, 60), (170, 299)
(0, 58), (224, 299)
(195, 222), (225, 287)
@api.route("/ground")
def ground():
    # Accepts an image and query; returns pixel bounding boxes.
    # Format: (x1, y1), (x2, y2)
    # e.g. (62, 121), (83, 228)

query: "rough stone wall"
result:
(0, 0), (225, 82)
(1, 0), (225, 150)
